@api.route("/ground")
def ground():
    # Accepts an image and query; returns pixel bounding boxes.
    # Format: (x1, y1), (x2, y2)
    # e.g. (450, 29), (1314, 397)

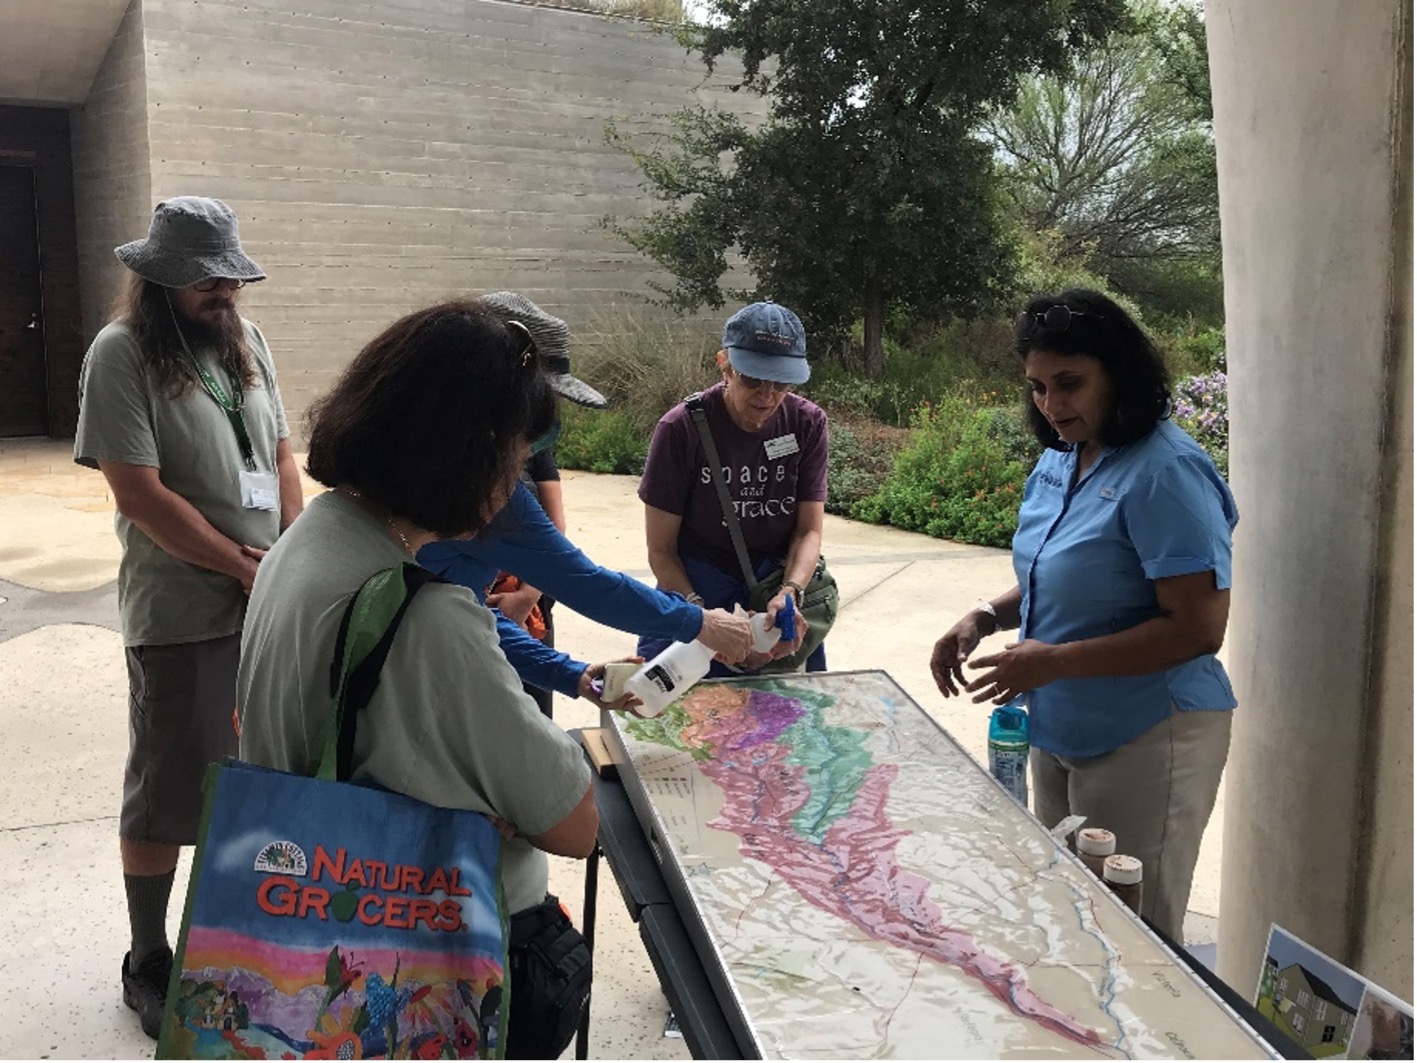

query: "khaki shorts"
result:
(122, 634), (241, 845)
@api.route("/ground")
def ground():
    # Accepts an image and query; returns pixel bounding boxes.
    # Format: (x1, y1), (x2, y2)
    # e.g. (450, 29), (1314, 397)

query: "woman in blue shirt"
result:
(930, 289), (1238, 942)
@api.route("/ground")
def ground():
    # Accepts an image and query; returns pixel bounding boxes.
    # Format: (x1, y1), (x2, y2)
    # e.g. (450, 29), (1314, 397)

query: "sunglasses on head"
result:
(191, 277), (248, 293)
(1016, 305), (1089, 335)
(731, 367), (793, 393)
(505, 319), (537, 368)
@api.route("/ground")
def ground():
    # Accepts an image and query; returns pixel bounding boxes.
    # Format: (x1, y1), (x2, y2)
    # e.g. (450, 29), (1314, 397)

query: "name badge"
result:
(764, 434), (799, 460)
(240, 469), (279, 511)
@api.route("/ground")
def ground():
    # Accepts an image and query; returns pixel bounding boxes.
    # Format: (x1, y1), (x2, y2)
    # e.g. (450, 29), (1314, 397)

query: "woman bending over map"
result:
(929, 289), (1238, 943)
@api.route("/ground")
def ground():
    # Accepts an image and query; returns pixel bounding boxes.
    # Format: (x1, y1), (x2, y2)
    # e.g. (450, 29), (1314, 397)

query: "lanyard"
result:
(188, 355), (256, 471)
(166, 296), (257, 471)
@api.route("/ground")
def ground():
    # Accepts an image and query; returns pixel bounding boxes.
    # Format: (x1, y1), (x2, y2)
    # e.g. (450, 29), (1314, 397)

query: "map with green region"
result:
(609, 670), (1277, 1060)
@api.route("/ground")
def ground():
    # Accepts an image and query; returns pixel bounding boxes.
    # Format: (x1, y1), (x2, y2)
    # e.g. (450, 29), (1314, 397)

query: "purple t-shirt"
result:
(638, 383), (829, 577)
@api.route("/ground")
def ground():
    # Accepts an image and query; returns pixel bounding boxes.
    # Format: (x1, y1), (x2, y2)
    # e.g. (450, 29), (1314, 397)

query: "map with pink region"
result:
(609, 670), (1277, 1060)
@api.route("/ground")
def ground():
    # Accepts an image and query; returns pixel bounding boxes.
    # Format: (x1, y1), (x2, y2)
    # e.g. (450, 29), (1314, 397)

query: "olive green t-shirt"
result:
(73, 320), (290, 646)
(237, 491), (592, 914)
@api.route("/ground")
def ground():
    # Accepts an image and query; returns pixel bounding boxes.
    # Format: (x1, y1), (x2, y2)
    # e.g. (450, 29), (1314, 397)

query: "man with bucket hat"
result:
(73, 196), (303, 1038)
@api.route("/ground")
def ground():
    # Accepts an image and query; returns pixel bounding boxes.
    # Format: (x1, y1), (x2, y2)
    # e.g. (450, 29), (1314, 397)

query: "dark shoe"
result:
(122, 947), (173, 1040)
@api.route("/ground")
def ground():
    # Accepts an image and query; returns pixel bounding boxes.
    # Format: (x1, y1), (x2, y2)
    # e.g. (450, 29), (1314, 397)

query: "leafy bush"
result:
(854, 396), (1028, 548)
(826, 417), (907, 516)
(555, 405), (650, 475)
(1172, 370), (1229, 478)
(804, 320), (1021, 428)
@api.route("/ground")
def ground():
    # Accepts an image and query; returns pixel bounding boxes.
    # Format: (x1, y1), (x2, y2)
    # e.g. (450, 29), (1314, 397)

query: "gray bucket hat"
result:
(114, 196), (266, 288)
(480, 291), (608, 408)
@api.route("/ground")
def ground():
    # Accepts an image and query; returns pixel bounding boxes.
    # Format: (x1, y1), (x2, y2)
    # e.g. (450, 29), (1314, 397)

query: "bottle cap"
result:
(1076, 828), (1116, 856)
(992, 705), (1027, 732)
(1103, 854), (1143, 885)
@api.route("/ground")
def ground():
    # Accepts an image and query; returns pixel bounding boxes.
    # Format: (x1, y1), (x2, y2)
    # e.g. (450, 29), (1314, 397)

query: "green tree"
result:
(986, 0), (1221, 321)
(604, 0), (1128, 377)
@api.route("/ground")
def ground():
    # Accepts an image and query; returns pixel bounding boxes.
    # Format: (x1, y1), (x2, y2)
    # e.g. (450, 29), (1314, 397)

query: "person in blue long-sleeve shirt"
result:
(419, 479), (752, 707)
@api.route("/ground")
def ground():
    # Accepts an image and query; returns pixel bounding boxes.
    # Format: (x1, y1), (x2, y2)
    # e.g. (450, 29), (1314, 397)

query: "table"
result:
(575, 734), (1308, 1060)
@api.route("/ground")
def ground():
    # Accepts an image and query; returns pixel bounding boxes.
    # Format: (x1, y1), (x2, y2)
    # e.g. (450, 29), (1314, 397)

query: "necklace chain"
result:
(341, 487), (413, 556)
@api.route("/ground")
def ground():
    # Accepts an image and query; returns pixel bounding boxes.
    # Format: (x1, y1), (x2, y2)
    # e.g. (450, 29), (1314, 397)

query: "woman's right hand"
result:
(930, 613), (987, 697)
(697, 607), (753, 664)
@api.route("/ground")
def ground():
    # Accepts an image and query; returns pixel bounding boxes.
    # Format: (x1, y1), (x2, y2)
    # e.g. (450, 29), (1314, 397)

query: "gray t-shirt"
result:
(237, 491), (592, 914)
(73, 319), (290, 646)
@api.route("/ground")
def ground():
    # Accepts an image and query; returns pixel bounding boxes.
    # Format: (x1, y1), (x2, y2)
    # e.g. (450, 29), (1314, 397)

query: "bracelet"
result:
(684, 591), (705, 606)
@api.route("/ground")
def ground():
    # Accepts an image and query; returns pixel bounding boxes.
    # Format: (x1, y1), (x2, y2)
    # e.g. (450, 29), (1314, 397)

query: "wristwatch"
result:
(974, 600), (1000, 632)
(782, 579), (805, 600)
(685, 591), (705, 606)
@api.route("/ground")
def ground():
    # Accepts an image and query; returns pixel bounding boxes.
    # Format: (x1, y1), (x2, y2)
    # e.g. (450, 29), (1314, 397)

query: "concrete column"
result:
(1208, 1), (1412, 999)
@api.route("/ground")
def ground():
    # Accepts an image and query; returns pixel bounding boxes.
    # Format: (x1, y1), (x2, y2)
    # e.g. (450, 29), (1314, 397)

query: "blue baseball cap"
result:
(722, 301), (809, 385)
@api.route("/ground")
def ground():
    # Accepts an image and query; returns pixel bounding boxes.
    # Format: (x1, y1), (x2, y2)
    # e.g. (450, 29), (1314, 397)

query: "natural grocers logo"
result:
(254, 840), (307, 877)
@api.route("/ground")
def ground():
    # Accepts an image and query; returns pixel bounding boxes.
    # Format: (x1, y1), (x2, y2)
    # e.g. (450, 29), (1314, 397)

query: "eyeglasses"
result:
(191, 277), (248, 293)
(529, 420), (561, 456)
(732, 368), (793, 394)
(1016, 305), (1088, 335)
(505, 319), (537, 368)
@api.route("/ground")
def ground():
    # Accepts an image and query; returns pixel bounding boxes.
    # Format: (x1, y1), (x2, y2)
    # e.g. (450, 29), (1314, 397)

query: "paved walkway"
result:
(0, 437), (1227, 1059)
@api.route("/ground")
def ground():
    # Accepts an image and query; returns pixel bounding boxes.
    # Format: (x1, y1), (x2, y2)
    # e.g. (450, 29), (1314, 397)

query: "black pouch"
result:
(506, 894), (592, 1060)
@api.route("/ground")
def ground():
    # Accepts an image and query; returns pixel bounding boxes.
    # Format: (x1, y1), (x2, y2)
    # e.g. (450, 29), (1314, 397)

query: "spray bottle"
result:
(623, 607), (782, 717)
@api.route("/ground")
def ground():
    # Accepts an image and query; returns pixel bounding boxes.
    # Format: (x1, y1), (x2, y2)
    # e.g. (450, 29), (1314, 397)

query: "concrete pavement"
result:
(0, 436), (1228, 1059)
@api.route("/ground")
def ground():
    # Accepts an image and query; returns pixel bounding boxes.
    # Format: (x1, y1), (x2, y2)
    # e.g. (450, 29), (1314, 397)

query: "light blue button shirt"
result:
(1012, 419), (1239, 757)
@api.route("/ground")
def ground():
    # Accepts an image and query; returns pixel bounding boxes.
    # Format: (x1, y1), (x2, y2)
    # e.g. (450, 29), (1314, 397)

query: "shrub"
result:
(555, 404), (650, 475)
(854, 396), (1028, 549)
(826, 417), (908, 516)
(1172, 371), (1229, 478)
(804, 320), (1021, 428)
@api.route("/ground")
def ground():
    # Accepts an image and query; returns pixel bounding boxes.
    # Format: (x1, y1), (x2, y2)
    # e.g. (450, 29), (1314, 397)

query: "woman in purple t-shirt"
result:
(637, 302), (830, 674)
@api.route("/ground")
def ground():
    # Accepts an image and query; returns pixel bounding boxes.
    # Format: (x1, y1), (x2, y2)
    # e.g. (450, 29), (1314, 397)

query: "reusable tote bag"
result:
(157, 563), (509, 1060)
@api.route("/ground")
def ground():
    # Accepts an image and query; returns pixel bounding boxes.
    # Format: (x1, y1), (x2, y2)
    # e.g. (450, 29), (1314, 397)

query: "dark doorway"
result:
(0, 165), (47, 436)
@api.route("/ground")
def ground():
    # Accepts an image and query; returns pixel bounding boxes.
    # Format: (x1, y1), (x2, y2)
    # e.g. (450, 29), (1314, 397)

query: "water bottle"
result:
(987, 702), (1030, 806)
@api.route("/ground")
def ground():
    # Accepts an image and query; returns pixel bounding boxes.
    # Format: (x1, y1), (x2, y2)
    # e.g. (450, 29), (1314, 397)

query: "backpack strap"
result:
(684, 392), (757, 589)
(317, 562), (441, 781)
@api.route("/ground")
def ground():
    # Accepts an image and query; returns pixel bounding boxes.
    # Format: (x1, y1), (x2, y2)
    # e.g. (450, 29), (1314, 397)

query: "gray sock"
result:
(124, 871), (175, 966)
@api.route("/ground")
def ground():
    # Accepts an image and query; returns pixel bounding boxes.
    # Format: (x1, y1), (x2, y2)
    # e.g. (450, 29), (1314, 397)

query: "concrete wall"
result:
(78, 0), (753, 425)
(1209, 0), (1413, 1001)
(69, 0), (152, 341)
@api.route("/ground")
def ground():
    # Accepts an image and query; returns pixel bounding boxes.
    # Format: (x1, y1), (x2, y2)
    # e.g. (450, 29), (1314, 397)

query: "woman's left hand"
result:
(965, 639), (1061, 705)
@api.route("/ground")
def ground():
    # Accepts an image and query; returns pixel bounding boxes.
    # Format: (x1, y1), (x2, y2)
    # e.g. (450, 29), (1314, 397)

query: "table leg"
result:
(577, 842), (601, 1060)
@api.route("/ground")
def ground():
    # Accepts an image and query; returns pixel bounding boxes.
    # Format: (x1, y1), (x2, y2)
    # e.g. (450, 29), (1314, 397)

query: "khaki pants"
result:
(1031, 708), (1232, 942)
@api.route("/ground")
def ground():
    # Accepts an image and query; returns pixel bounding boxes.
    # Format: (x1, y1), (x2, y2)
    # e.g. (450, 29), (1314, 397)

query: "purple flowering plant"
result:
(1172, 370), (1229, 478)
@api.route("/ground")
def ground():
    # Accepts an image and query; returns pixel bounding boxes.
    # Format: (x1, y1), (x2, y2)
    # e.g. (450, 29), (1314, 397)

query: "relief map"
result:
(611, 671), (1275, 1060)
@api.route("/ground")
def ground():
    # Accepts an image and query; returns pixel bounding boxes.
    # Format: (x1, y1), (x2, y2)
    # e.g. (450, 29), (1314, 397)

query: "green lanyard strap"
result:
(165, 294), (257, 471)
(187, 355), (256, 471)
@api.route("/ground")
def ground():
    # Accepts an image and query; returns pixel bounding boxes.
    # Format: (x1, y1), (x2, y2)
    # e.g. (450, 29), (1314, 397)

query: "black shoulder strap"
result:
(684, 393), (757, 588)
(327, 562), (441, 781)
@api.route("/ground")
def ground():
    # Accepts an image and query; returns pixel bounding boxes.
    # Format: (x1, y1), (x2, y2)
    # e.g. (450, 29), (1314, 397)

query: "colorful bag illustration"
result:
(158, 564), (509, 1060)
